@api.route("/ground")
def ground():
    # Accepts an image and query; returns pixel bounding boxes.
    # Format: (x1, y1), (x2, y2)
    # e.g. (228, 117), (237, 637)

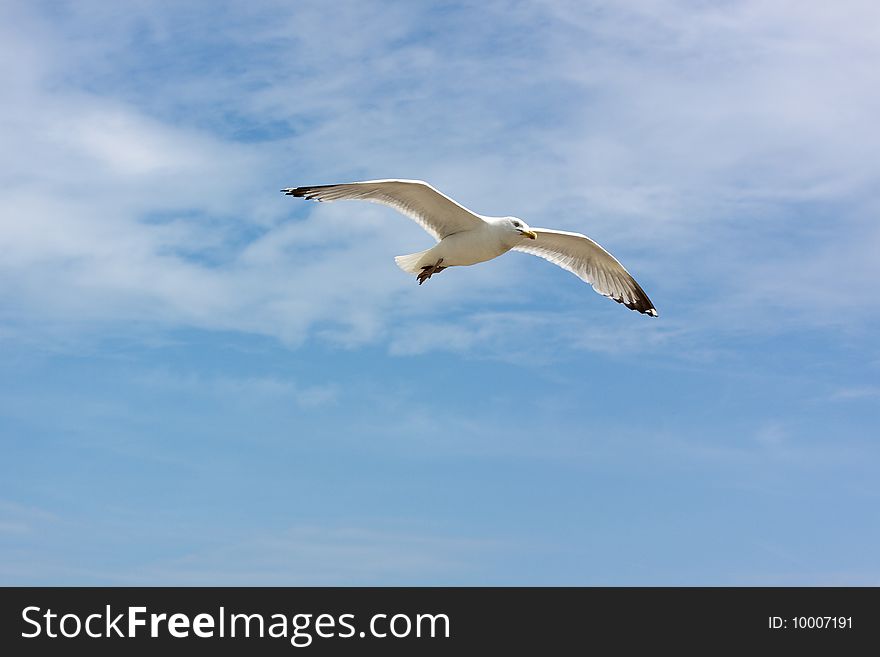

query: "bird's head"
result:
(505, 217), (538, 240)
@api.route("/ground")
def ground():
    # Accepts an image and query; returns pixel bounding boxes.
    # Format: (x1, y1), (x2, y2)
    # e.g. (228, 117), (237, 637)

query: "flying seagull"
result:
(281, 179), (658, 316)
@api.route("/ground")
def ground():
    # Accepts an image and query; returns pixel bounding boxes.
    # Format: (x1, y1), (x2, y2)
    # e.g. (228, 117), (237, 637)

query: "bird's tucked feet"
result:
(417, 258), (445, 285)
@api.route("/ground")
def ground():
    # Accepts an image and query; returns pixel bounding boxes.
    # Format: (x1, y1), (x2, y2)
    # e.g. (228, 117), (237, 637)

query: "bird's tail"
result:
(394, 249), (430, 275)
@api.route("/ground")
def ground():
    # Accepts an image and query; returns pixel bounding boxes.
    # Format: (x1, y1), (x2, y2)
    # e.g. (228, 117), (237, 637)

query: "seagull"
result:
(282, 179), (658, 316)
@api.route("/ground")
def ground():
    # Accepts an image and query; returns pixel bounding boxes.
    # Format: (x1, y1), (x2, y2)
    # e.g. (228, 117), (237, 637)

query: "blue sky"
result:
(1, 0), (878, 584)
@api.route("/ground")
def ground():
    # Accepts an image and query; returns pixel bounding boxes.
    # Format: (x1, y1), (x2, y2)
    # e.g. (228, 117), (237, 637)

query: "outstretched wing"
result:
(514, 228), (658, 316)
(282, 179), (486, 241)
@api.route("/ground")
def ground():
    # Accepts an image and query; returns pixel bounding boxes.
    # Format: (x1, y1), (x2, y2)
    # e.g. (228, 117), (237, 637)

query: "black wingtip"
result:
(612, 284), (658, 317)
(281, 185), (335, 199)
(627, 279), (658, 317)
(633, 301), (659, 317)
(617, 299), (659, 317)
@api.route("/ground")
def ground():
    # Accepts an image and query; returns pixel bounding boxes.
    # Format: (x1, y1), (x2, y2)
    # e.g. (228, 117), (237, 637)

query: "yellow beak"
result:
(520, 230), (538, 240)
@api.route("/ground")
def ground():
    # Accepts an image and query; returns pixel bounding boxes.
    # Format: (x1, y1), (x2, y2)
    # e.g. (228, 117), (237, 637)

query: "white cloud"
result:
(135, 369), (339, 409)
(1, 1), (878, 355)
(831, 386), (880, 401)
(117, 525), (493, 585)
(754, 422), (788, 448)
(0, 500), (62, 537)
(0, 508), (494, 585)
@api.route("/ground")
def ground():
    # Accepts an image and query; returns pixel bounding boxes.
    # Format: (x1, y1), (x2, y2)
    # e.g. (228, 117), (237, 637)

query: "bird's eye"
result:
(513, 221), (521, 227)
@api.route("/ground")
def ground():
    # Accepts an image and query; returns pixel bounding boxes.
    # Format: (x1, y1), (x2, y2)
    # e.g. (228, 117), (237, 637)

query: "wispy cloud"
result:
(0, 508), (495, 585)
(135, 369), (339, 408)
(830, 386), (880, 401)
(117, 525), (495, 586)
(2, 1), (878, 357)
(0, 500), (61, 536)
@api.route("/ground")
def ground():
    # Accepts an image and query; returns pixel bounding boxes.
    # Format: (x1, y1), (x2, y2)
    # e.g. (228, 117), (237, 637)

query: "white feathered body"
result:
(394, 220), (516, 274)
